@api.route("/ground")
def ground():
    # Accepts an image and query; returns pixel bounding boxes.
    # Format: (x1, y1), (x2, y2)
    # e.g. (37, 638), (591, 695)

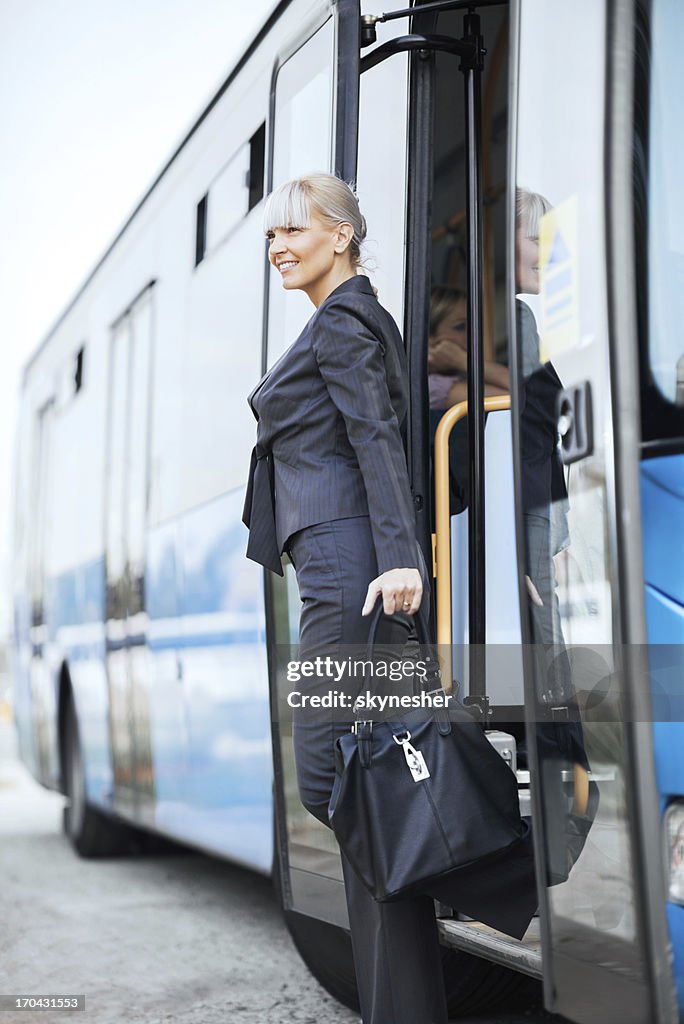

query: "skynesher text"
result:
(287, 690), (454, 710)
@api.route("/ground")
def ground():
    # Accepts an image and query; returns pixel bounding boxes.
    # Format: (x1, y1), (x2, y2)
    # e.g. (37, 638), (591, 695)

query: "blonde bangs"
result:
(263, 180), (313, 233)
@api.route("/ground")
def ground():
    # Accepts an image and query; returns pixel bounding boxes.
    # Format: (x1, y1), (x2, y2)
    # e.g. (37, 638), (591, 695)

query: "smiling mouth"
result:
(278, 261), (299, 273)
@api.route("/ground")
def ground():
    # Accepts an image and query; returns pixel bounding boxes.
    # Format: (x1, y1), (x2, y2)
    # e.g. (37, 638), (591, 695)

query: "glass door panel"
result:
(511, 2), (674, 1020)
(267, 18), (335, 366)
(266, 15), (343, 924)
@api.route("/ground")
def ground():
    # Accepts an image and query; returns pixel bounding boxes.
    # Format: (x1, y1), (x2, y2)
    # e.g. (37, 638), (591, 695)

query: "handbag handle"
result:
(365, 595), (430, 653)
(365, 597), (440, 685)
(356, 598), (451, 736)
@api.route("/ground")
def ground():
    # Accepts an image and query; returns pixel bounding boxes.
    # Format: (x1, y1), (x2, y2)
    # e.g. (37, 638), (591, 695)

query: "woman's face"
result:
(266, 213), (350, 295)
(515, 227), (541, 294)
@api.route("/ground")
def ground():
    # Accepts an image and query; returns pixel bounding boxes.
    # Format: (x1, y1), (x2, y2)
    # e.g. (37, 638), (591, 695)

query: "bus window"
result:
(265, 14), (348, 930)
(509, 1), (675, 1019)
(646, 0), (684, 406)
(427, 2), (511, 462)
(427, 5), (522, 705)
(267, 18), (335, 365)
(356, 18), (409, 328)
(637, 0), (684, 443)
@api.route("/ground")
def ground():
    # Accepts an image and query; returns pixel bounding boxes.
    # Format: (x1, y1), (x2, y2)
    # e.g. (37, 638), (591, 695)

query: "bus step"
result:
(437, 918), (542, 979)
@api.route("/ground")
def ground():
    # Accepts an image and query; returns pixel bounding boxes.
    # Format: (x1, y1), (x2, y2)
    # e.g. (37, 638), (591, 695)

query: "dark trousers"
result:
(287, 516), (537, 1023)
(288, 516), (449, 1024)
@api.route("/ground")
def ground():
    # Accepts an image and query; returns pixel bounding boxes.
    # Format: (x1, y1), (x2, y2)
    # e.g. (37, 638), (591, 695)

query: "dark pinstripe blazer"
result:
(242, 275), (419, 577)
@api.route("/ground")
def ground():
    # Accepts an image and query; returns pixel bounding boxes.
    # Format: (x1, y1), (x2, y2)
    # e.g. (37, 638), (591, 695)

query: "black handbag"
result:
(327, 600), (527, 903)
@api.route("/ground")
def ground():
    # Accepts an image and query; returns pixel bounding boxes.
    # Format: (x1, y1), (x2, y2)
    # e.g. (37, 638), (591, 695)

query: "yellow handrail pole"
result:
(434, 401), (467, 654)
(433, 395), (511, 664)
(434, 398), (589, 813)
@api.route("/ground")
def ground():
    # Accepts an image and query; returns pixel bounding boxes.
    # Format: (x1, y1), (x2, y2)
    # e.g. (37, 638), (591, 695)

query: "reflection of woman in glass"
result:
(516, 189), (570, 658)
(516, 187), (595, 883)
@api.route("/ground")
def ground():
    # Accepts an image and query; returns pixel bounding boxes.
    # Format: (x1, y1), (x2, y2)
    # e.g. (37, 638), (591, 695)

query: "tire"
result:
(62, 690), (140, 857)
(272, 831), (540, 1017)
(282, 907), (360, 1013)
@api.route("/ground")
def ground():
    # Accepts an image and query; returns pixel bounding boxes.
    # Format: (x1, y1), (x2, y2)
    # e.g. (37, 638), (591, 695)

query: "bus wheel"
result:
(441, 945), (541, 1016)
(282, 908), (360, 1012)
(62, 690), (138, 857)
(271, 819), (359, 1011)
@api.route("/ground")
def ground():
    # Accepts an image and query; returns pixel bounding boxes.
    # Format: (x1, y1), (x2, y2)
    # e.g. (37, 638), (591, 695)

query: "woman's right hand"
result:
(525, 574), (544, 607)
(362, 568), (423, 617)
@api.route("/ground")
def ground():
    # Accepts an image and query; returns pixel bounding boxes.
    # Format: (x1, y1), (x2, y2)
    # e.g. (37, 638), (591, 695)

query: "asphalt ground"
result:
(0, 702), (564, 1024)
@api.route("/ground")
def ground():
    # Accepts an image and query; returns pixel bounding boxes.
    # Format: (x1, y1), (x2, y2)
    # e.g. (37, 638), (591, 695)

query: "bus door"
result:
(266, 1), (542, 1013)
(104, 285), (156, 824)
(509, 1), (676, 1020)
(267, 0), (519, 931)
(265, 1), (412, 930)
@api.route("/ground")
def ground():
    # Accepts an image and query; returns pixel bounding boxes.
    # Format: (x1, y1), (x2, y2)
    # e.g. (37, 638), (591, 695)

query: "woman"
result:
(243, 173), (536, 1024)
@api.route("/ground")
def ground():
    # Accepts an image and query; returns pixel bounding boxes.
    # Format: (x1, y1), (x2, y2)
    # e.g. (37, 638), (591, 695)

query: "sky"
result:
(0, 0), (277, 640)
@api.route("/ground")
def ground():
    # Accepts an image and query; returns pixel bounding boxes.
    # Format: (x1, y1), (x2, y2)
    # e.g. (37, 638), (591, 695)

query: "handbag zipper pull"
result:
(393, 731), (430, 782)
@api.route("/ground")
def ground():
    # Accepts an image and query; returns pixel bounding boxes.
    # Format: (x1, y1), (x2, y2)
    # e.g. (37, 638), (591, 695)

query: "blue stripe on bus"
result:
(56, 630), (262, 653)
(147, 631), (260, 649)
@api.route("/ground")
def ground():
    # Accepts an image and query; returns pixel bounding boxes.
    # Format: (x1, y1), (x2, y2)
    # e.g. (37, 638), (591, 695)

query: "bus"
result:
(11, 0), (684, 1020)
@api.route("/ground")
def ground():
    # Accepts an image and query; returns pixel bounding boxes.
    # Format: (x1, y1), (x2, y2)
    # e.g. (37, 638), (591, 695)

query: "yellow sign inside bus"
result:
(539, 195), (579, 362)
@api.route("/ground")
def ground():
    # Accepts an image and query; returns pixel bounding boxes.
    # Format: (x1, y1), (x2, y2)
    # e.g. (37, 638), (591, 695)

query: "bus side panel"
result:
(146, 518), (188, 829)
(12, 0), (326, 872)
(51, 555), (113, 807)
(12, 593), (38, 778)
(642, 453), (684, 1015)
(641, 457), (684, 608)
(666, 905), (684, 1014)
(146, 494), (273, 870)
(176, 491), (272, 870)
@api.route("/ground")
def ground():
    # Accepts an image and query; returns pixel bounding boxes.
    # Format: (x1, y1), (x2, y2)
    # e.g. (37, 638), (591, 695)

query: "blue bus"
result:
(11, 0), (684, 1019)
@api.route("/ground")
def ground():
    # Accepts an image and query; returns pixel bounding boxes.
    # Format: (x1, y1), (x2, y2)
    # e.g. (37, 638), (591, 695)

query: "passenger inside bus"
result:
(428, 284), (509, 412)
(427, 285), (510, 514)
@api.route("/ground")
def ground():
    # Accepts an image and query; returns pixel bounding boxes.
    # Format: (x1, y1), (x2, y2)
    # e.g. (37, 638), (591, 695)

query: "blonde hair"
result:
(263, 172), (367, 270)
(516, 187), (552, 239)
(429, 285), (466, 337)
